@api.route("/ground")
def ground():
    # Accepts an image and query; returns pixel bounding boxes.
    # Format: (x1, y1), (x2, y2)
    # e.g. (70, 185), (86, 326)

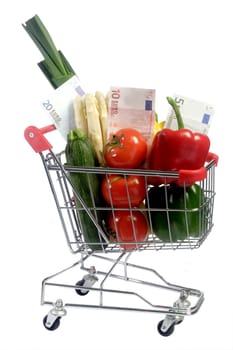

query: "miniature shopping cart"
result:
(24, 124), (218, 336)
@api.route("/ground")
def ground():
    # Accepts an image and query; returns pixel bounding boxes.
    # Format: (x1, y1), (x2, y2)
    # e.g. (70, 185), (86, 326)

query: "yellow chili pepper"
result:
(153, 113), (165, 137)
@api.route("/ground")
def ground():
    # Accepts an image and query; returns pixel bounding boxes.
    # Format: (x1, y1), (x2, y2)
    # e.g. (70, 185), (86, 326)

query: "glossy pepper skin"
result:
(146, 183), (208, 242)
(150, 97), (210, 184)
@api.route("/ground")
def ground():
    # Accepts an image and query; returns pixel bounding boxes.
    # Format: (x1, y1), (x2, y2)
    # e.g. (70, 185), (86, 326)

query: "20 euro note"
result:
(107, 87), (156, 145)
(165, 94), (215, 134)
(41, 75), (85, 139)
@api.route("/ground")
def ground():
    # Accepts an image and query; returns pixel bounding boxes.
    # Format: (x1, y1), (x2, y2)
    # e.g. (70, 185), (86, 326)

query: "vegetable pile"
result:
(23, 15), (217, 251)
(66, 94), (213, 250)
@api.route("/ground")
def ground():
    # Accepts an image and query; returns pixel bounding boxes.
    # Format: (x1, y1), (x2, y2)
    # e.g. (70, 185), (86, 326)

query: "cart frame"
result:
(25, 124), (218, 335)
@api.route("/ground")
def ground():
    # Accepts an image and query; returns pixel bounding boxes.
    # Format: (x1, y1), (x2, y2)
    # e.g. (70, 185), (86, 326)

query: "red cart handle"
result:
(24, 124), (56, 153)
(177, 152), (219, 185)
(206, 152), (219, 166)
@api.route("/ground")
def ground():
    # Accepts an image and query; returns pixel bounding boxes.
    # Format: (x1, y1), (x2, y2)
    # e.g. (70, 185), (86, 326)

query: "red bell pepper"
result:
(150, 97), (210, 185)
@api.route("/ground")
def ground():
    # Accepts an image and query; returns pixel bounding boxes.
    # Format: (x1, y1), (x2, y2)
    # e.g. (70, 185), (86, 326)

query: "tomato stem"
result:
(106, 134), (124, 149)
(107, 174), (123, 184)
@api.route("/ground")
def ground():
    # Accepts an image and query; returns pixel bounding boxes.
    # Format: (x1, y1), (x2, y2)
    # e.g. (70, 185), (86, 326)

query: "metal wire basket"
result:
(40, 148), (216, 254)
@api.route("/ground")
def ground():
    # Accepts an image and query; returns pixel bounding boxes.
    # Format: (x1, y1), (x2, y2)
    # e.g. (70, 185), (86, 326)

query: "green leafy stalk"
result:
(22, 14), (76, 88)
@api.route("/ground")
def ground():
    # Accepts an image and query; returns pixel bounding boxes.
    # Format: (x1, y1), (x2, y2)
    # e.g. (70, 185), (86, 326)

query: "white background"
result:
(1, 0), (232, 349)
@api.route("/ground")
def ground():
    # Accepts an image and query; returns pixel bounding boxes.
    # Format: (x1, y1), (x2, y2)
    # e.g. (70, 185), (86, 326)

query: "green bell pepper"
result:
(147, 183), (208, 242)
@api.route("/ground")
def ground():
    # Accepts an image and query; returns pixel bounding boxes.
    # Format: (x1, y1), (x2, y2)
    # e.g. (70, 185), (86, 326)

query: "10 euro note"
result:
(107, 87), (156, 145)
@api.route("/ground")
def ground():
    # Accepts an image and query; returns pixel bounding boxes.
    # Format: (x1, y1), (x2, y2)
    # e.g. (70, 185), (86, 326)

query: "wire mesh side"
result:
(40, 150), (216, 254)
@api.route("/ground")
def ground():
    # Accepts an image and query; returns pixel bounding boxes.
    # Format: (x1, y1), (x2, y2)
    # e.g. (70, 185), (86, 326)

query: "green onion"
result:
(22, 14), (76, 89)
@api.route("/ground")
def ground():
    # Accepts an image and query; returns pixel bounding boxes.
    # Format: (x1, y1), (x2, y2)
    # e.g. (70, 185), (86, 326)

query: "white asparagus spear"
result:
(85, 93), (104, 165)
(73, 94), (88, 136)
(95, 91), (108, 147)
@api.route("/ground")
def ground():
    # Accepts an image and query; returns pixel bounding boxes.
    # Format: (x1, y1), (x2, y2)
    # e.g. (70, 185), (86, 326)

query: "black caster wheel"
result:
(175, 318), (183, 326)
(75, 279), (89, 296)
(157, 320), (175, 337)
(43, 315), (61, 331)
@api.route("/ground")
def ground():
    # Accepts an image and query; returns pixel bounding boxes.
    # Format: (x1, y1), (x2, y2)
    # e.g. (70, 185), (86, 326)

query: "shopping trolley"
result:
(24, 124), (218, 336)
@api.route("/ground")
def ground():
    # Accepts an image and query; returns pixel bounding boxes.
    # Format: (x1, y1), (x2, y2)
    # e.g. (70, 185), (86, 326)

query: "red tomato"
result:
(102, 174), (146, 208)
(108, 210), (148, 249)
(104, 128), (147, 168)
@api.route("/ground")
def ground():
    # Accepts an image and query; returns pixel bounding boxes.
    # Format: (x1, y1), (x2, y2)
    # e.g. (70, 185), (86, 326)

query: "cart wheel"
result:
(175, 318), (183, 325)
(75, 279), (89, 296)
(43, 315), (61, 331)
(157, 320), (175, 337)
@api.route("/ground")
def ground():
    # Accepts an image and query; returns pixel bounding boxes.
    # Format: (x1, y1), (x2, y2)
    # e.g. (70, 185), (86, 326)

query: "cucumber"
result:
(65, 129), (106, 251)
